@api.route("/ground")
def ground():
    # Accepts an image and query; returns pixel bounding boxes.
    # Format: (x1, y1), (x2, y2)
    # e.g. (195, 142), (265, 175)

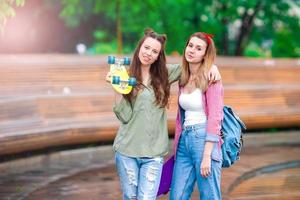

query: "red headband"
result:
(202, 32), (214, 45)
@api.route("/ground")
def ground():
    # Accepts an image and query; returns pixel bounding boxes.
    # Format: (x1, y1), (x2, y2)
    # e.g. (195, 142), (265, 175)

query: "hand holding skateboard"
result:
(107, 56), (136, 94)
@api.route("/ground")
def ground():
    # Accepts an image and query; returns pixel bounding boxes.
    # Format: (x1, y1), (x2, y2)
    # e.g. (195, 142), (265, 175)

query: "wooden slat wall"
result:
(0, 55), (299, 156)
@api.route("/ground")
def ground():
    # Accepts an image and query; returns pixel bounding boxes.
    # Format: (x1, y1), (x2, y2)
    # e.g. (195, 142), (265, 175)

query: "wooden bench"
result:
(0, 55), (299, 156)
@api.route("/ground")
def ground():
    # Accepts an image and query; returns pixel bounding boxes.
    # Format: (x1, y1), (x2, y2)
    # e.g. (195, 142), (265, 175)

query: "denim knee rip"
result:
(124, 164), (138, 187)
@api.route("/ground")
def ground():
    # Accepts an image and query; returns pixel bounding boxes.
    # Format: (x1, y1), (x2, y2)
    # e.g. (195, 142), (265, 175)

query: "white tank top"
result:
(179, 89), (207, 126)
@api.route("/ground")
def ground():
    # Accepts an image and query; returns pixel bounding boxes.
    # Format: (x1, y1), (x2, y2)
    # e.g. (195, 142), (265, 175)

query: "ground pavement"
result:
(0, 131), (299, 200)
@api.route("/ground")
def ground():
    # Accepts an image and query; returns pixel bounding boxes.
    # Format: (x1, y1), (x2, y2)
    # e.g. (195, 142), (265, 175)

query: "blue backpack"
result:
(221, 106), (246, 168)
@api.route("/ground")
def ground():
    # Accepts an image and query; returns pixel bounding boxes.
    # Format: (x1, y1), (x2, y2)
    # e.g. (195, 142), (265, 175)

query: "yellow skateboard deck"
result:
(108, 56), (136, 94)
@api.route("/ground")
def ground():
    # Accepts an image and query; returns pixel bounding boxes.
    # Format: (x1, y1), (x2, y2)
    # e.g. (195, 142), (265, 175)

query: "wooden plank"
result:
(0, 55), (299, 156)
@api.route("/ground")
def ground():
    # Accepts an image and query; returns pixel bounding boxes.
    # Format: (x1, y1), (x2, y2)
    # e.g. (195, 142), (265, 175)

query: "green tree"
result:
(233, 0), (299, 57)
(58, 0), (139, 54)
(0, 0), (26, 32)
(204, 0), (299, 57)
(57, 0), (300, 57)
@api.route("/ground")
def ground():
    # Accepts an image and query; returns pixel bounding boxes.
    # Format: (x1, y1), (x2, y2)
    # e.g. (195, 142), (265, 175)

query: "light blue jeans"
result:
(169, 124), (222, 200)
(115, 151), (163, 200)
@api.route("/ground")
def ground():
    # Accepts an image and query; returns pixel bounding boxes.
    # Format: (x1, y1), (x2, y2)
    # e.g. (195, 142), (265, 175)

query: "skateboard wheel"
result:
(123, 57), (131, 65)
(108, 56), (115, 64)
(128, 77), (136, 86)
(112, 76), (120, 84)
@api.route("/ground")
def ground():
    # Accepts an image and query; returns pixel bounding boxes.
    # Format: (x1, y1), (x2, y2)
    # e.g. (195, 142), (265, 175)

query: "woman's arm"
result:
(201, 81), (224, 177)
(167, 63), (182, 84)
(201, 142), (214, 177)
(113, 97), (133, 124)
(205, 81), (224, 137)
(167, 63), (221, 85)
(106, 72), (133, 124)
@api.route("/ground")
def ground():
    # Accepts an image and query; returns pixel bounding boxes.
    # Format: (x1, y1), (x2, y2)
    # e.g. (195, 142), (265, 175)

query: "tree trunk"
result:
(116, 0), (122, 54)
(221, 3), (229, 55)
(235, 1), (263, 56)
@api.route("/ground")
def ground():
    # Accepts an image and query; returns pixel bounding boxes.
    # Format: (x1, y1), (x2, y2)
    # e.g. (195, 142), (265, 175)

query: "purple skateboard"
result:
(157, 155), (175, 196)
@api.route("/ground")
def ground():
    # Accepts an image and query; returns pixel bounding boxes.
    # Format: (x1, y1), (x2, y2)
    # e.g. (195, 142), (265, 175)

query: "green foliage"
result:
(58, 0), (300, 57)
(59, 0), (94, 27)
(90, 29), (116, 54)
(0, 0), (25, 31)
(272, 29), (300, 58)
(89, 40), (117, 54)
(244, 43), (270, 58)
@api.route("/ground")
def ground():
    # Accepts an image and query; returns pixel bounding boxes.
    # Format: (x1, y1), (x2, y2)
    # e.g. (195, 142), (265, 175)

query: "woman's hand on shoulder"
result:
(208, 64), (221, 84)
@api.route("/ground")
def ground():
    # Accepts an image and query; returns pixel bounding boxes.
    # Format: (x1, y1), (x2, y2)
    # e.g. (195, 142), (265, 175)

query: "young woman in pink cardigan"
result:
(169, 32), (224, 200)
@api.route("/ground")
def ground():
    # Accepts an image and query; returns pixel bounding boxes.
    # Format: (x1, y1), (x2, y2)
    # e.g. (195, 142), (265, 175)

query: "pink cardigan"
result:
(173, 81), (224, 157)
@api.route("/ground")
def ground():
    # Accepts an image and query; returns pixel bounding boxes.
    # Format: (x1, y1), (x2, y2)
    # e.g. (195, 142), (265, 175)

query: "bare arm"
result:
(201, 142), (214, 178)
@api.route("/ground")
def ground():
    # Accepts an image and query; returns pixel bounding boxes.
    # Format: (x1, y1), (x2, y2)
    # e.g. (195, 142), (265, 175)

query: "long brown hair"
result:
(124, 28), (170, 108)
(179, 32), (216, 91)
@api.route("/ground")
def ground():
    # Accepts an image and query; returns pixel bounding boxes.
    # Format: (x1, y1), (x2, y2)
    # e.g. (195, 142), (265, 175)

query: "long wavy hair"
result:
(179, 32), (216, 91)
(124, 28), (170, 108)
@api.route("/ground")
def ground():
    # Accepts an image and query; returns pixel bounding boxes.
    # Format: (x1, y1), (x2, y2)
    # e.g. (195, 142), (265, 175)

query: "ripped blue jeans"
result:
(115, 151), (163, 200)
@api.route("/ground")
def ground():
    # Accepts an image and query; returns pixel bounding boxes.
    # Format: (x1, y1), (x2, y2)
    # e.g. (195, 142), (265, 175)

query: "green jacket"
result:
(113, 64), (181, 157)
